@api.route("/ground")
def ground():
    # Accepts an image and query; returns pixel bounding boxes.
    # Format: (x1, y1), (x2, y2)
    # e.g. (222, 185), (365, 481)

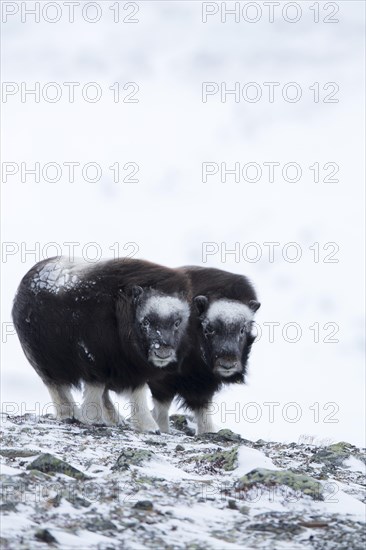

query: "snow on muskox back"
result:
(149, 266), (260, 434)
(12, 257), (191, 431)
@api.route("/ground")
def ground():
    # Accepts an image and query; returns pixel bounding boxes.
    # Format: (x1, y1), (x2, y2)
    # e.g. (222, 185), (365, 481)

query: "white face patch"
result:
(138, 295), (189, 323)
(206, 300), (254, 325)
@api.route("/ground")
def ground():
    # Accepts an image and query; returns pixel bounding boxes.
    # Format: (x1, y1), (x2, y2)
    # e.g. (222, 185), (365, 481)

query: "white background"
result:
(1, 1), (365, 446)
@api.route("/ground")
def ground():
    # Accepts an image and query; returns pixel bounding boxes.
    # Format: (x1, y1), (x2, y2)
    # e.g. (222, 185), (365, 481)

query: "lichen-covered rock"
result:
(195, 446), (239, 471)
(112, 448), (154, 471)
(236, 468), (323, 500)
(26, 453), (89, 480)
(198, 429), (244, 444)
(0, 449), (39, 458)
(169, 414), (195, 436)
(311, 441), (355, 468)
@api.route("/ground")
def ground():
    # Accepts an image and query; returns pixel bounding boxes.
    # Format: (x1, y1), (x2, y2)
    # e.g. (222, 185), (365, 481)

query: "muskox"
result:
(149, 266), (260, 434)
(12, 257), (191, 432)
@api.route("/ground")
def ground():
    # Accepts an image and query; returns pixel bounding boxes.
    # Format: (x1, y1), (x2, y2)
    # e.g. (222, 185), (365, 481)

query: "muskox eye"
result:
(204, 325), (215, 337)
(142, 318), (150, 328)
(174, 319), (181, 329)
(240, 326), (246, 336)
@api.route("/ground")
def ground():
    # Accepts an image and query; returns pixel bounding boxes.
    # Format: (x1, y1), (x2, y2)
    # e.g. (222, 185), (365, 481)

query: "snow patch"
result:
(235, 446), (278, 476)
(206, 300), (254, 325)
(30, 258), (92, 294)
(0, 464), (24, 476)
(141, 457), (211, 482)
(139, 295), (190, 322)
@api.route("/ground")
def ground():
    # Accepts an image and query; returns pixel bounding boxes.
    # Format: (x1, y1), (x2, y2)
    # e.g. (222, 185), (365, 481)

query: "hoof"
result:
(148, 429), (161, 435)
(62, 417), (81, 425)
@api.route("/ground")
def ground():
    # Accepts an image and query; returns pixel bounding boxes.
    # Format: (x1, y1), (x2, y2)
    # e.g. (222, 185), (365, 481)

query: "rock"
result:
(85, 517), (117, 532)
(175, 444), (185, 452)
(112, 448), (154, 471)
(47, 493), (62, 508)
(227, 499), (238, 510)
(236, 468), (323, 500)
(247, 518), (304, 535)
(169, 415), (195, 436)
(26, 453), (89, 480)
(311, 441), (355, 468)
(81, 426), (113, 438)
(0, 502), (17, 513)
(144, 439), (167, 447)
(63, 417), (81, 425)
(134, 500), (153, 511)
(355, 452), (366, 465)
(24, 469), (53, 481)
(299, 520), (329, 528)
(198, 429), (244, 444)
(34, 528), (58, 544)
(66, 493), (91, 509)
(196, 447), (239, 471)
(0, 448), (39, 458)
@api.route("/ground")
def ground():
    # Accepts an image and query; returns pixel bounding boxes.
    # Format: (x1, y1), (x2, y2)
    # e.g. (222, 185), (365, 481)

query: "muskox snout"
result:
(149, 344), (176, 367)
(153, 345), (174, 360)
(214, 357), (241, 377)
(217, 359), (239, 370)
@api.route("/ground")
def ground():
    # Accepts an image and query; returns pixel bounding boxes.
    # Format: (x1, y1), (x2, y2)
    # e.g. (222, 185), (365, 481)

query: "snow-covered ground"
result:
(0, 414), (365, 549)
(1, 1), (365, 449)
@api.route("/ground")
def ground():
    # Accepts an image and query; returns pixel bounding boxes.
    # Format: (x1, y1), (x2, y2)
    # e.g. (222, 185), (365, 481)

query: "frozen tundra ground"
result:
(0, 414), (365, 550)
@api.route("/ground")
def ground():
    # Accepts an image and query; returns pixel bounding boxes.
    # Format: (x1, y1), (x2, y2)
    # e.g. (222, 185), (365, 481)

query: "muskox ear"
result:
(194, 295), (209, 316)
(248, 300), (261, 313)
(132, 285), (144, 305)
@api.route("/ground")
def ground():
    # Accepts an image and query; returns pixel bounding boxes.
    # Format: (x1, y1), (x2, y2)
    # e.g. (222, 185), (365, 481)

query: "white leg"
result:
(47, 385), (76, 420)
(78, 383), (106, 425)
(151, 397), (173, 433)
(102, 388), (125, 426)
(127, 385), (160, 433)
(195, 403), (218, 435)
